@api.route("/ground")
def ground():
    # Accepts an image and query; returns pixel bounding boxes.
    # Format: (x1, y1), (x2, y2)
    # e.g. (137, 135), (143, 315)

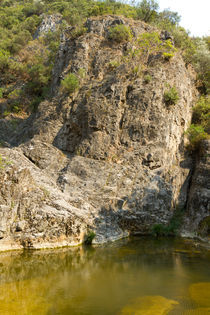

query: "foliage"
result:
(192, 38), (210, 94)
(192, 96), (210, 132)
(186, 96), (210, 151)
(163, 52), (174, 60)
(163, 86), (179, 106)
(136, 0), (159, 23)
(127, 32), (176, 65)
(0, 0), (208, 116)
(108, 24), (133, 43)
(109, 60), (120, 70)
(71, 26), (87, 39)
(0, 88), (5, 98)
(158, 9), (181, 26)
(151, 207), (184, 237)
(186, 125), (209, 151)
(144, 74), (152, 83)
(0, 154), (4, 169)
(84, 230), (96, 245)
(61, 73), (79, 94)
(0, 154), (11, 169)
(0, 49), (10, 71)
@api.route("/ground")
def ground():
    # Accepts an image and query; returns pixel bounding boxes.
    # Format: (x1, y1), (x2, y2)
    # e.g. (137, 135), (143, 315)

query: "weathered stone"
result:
(183, 140), (210, 240)
(33, 14), (63, 39)
(0, 16), (206, 251)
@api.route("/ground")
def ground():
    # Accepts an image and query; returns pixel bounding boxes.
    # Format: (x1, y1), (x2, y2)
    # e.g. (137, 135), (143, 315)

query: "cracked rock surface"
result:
(1, 16), (208, 250)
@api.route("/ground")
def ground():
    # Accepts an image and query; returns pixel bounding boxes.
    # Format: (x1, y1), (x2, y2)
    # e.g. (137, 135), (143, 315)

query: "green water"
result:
(0, 237), (210, 315)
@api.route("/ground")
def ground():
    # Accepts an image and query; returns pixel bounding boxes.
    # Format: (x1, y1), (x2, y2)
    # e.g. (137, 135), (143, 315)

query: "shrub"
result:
(71, 26), (87, 39)
(0, 88), (5, 98)
(0, 154), (11, 169)
(109, 60), (120, 70)
(144, 74), (152, 83)
(84, 230), (96, 245)
(61, 73), (79, 94)
(29, 96), (43, 112)
(151, 208), (184, 237)
(136, 0), (159, 23)
(192, 96), (210, 133)
(0, 49), (10, 71)
(185, 124), (209, 151)
(11, 105), (21, 113)
(131, 32), (176, 64)
(163, 86), (179, 105)
(151, 224), (169, 237)
(186, 96), (210, 151)
(108, 24), (133, 43)
(163, 52), (174, 60)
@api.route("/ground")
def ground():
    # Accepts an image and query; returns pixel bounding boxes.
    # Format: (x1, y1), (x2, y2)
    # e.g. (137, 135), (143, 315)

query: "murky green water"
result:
(0, 237), (210, 315)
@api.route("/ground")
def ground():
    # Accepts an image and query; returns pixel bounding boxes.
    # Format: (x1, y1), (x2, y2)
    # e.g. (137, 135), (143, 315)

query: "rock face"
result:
(184, 140), (210, 239)
(0, 16), (204, 251)
(34, 14), (63, 39)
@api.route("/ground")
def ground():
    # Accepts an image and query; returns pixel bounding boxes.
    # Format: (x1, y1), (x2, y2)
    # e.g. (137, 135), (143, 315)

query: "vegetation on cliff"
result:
(0, 0), (209, 148)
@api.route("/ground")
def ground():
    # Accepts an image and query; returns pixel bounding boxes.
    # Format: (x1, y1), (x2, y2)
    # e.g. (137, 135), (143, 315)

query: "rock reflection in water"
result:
(0, 237), (209, 315)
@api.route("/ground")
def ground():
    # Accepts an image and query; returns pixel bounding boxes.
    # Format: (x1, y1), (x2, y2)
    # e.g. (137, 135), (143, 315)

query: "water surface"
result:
(0, 237), (210, 314)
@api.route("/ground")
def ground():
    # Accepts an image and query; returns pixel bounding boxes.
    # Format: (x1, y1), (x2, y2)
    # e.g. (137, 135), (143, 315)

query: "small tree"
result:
(164, 87), (179, 106)
(136, 0), (159, 23)
(186, 125), (209, 151)
(158, 9), (181, 26)
(108, 24), (133, 43)
(61, 73), (79, 94)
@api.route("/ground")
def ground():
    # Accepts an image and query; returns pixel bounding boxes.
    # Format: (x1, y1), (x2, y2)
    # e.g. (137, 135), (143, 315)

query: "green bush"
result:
(109, 60), (120, 70)
(151, 224), (169, 237)
(136, 0), (159, 23)
(163, 52), (174, 60)
(186, 124), (209, 151)
(61, 73), (79, 94)
(84, 230), (96, 245)
(192, 96), (210, 132)
(0, 154), (11, 169)
(144, 74), (152, 83)
(163, 86), (179, 105)
(0, 88), (5, 98)
(108, 24), (133, 43)
(0, 49), (10, 71)
(152, 208), (184, 237)
(71, 26), (87, 39)
(186, 96), (210, 151)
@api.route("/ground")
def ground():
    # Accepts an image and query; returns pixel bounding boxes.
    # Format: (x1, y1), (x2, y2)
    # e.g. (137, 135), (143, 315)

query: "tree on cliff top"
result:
(136, 0), (159, 23)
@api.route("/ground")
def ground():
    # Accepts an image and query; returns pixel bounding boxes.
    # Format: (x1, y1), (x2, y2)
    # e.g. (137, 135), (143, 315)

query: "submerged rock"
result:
(120, 295), (178, 314)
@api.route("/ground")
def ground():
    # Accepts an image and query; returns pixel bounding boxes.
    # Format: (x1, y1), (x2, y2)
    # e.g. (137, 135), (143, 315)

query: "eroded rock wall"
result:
(184, 140), (210, 239)
(0, 16), (201, 250)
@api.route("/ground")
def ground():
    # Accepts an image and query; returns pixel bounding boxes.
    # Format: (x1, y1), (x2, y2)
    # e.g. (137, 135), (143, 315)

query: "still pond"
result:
(0, 237), (210, 314)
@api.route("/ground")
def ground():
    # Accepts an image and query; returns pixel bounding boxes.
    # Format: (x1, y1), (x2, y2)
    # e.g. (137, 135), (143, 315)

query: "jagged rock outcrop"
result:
(0, 15), (204, 251)
(184, 140), (210, 239)
(34, 14), (63, 39)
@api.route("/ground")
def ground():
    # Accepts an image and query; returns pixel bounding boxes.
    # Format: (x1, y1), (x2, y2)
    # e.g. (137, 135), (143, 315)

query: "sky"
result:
(158, 0), (210, 37)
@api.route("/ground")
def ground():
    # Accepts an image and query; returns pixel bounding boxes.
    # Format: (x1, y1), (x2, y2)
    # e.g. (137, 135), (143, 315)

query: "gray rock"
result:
(34, 14), (63, 39)
(0, 16), (205, 251)
(184, 140), (210, 239)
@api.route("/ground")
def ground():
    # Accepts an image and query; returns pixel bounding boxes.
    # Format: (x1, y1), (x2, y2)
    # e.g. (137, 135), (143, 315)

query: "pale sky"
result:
(158, 0), (210, 37)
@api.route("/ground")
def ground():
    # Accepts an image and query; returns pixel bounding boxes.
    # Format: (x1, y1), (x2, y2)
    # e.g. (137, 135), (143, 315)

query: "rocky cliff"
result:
(0, 16), (208, 250)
